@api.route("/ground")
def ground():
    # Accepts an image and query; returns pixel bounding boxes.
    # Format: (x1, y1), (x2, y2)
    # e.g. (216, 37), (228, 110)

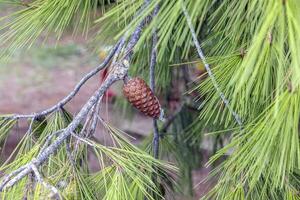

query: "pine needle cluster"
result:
(0, 0), (299, 199)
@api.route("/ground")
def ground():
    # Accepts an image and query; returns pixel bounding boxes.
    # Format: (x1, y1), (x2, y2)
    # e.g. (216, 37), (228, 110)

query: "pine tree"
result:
(0, 0), (299, 199)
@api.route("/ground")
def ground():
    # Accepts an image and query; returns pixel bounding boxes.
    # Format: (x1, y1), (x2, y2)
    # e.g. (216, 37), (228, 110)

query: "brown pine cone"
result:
(123, 77), (161, 118)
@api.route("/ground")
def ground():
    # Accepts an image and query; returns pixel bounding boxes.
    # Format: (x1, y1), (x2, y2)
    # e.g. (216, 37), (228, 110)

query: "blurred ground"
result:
(0, 35), (213, 199)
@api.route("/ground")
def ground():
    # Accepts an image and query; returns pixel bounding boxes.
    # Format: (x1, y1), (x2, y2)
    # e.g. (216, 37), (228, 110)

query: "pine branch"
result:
(65, 138), (76, 167)
(0, 3), (154, 191)
(31, 165), (60, 199)
(88, 96), (102, 137)
(160, 105), (184, 134)
(111, 37), (126, 66)
(0, 71), (122, 191)
(149, 5), (160, 199)
(71, 132), (95, 148)
(181, 2), (243, 127)
(5, 40), (122, 120)
(38, 130), (64, 155)
(150, 5), (160, 160)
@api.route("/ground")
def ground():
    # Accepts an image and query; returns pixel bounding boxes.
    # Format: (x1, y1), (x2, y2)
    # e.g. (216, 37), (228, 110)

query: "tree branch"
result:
(160, 105), (183, 134)
(0, 2), (154, 191)
(150, 5), (160, 160)
(0, 74), (121, 191)
(181, 2), (243, 127)
(6, 39), (122, 120)
(31, 164), (60, 199)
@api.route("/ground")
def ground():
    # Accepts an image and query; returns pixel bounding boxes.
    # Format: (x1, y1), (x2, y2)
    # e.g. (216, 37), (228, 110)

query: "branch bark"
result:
(150, 5), (160, 160)
(6, 39), (122, 120)
(181, 2), (243, 127)
(0, 2), (154, 191)
(31, 165), (60, 199)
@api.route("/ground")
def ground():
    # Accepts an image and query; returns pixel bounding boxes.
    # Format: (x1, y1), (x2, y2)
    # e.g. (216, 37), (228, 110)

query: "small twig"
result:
(149, 5), (161, 200)
(160, 105), (183, 134)
(150, 5), (160, 160)
(2, 165), (32, 190)
(71, 133), (95, 147)
(31, 164), (60, 199)
(0, 1), (154, 191)
(38, 130), (64, 156)
(114, 0), (154, 64)
(27, 117), (36, 135)
(6, 39), (122, 120)
(0, 74), (119, 191)
(71, 110), (92, 159)
(89, 96), (103, 137)
(123, 19), (149, 61)
(65, 138), (76, 167)
(78, 104), (97, 137)
(0, 165), (29, 189)
(22, 172), (34, 200)
(181, 2), (243, 127)
(72, 96), (102, 157)
(111, 37), (126, 66)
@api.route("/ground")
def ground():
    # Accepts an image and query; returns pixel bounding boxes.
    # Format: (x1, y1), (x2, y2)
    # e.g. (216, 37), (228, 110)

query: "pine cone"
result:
(123, 77), (161, 118)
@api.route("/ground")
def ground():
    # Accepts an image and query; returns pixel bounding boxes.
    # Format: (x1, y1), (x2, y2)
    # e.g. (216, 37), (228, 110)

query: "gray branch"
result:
(89, 96), (102, 137)
(160, 105), (183, 134)
(112, 37), (126, 65)
(65, 137), (76, 167)
(6, 39), (122, 120)
(150, 5), (160, 160)
(0, 74), (122, 191)
(0, 2), (152, 190)
(31, 164), (60, 199)
(38, 130), (63, 157)
(181, 2), (243, 126)
(122, 0), (152, 61)
(0, 165), (29, 188)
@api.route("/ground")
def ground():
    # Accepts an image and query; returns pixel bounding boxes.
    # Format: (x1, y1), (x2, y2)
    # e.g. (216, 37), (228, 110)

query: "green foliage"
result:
(30, 116), (47, 139)
(0, 0), (299, 199)
(98, 0), (299, 198)
(196, 0), (300, 199)
(205, 91), (300, 199)
(140, 105), (201, 197)
(0, 110), (175, 199)
(0, 117), (16, 143)
(129, 39), (173, 92)
(96, 0), (213, 62)
(0, 0), (111, 58)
